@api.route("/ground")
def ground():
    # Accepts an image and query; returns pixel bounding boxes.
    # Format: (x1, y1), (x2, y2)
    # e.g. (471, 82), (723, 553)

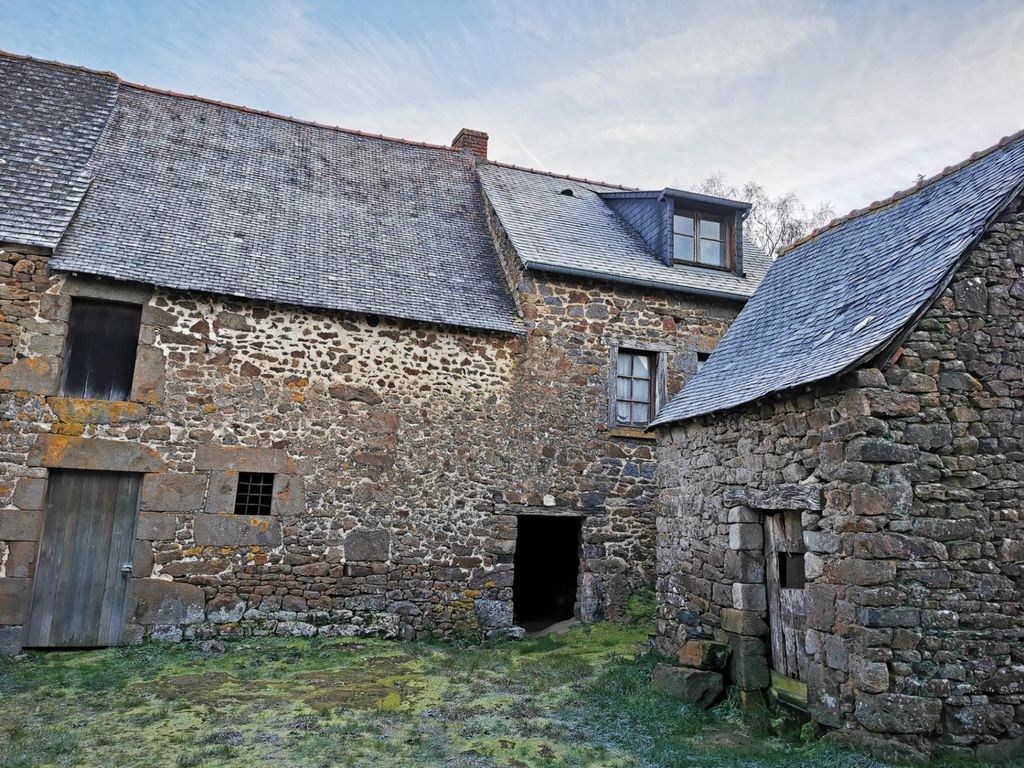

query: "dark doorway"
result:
(513, 515), (581, 631)
(26, 470), (140, 648)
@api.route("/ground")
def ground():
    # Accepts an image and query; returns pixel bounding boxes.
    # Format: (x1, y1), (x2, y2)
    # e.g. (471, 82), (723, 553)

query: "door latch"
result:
(120, 562), (133, 574)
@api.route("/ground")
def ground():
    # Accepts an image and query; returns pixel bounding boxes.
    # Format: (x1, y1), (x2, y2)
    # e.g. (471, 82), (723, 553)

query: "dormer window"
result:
(599, 187), (748, 274)
(673, 209), (731, 268)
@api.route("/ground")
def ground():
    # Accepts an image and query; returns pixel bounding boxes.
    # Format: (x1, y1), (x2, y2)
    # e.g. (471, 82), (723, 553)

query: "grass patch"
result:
(0, 622), (1003, 768)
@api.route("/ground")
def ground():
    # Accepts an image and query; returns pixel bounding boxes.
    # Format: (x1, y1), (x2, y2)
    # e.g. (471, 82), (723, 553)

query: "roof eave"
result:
(522, 260), (751, 303)
(52, 265), (527, 337)
(659, 188), (752, 213)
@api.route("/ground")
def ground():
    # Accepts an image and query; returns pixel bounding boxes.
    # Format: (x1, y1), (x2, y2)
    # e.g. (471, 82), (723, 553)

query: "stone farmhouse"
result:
(652, 132), (1024, 759)
(0, 51), (769, 654)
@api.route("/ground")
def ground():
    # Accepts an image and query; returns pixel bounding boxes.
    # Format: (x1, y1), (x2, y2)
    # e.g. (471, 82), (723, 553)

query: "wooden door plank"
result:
(78, 472), (119, 646)
(26, 472), (74, 646)
(98, 474), (139, 645)
(27, 470), (141, 648)
(764, 514), (789, 678)
(59, 471), (105, 645)
(781, 509), (804, 552)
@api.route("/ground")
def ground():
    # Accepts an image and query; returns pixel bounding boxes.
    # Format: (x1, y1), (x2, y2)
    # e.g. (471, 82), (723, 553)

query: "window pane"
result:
(673, 214), (694, 236)
(701, 218), (722, 240)
(616, 377), (630, 399)
(700, 238), (725, 266)
(674, 234), (695, 261)
(632, 354), (649, 378)
(632, 403), (649, 423)
(631, 379), (650, 402)
(616, 354), (632, 376)
(616, 401), (630, 422)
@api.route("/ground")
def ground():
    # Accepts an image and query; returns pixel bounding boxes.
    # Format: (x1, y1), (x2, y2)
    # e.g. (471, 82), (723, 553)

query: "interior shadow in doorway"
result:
(513, 514), (582, 632)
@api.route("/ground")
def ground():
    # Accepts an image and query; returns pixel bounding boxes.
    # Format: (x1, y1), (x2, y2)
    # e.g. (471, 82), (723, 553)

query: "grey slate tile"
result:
(477, 163), (770, 299)
(2, 51), (764, 337)
(652, 132), (1024, 426)
(0, 53), (118, 248)
(51, 83), (522, 334)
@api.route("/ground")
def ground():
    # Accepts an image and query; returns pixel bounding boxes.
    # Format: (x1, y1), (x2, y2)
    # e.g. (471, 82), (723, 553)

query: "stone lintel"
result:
(194, 445), (295, 474)
(724, 484), (823, 511)
(28, 434), (163, 473)
(61, 275), (151, 304)
(511, 507), (587, 517)
(46, 397), (149, 424)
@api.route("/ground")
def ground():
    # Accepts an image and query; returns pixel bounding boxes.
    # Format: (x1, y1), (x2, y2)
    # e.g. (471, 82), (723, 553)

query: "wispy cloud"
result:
(2, 0), (1022, 212)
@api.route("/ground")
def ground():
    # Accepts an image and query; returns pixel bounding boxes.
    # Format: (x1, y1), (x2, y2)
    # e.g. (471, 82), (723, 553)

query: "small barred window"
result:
(234, 472), (275, 516)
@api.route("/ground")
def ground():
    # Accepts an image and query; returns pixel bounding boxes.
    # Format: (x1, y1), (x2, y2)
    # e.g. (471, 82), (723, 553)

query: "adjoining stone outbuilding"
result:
(652, 132), (1024, 760)
(0, 52), (769, 653)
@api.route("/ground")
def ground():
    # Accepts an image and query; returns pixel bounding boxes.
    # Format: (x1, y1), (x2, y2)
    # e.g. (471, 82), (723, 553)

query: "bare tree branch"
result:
(696, 176), (835, 257)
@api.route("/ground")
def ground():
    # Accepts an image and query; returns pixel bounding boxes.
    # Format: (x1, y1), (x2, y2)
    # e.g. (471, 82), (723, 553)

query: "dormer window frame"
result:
(672, 207), (735, 271)
(599, 187), (750, 276)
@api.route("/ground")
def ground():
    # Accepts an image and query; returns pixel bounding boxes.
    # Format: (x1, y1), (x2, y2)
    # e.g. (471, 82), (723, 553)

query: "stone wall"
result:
(0, 238), (738, 652)
(655, 196), (1024, 759)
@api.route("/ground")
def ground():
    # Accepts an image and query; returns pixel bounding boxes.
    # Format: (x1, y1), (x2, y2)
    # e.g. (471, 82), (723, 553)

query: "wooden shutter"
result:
(60, 298), (142, 400)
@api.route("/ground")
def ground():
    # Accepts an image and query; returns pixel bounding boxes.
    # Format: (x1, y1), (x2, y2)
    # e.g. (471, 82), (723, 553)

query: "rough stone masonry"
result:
(0, 240), (737, 652)
(655, 192), (1024, 760)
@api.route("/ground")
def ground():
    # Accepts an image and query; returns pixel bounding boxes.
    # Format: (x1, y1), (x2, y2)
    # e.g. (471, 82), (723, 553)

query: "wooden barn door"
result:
(26, 470), (140, 648)
(764, 509), (808, 707)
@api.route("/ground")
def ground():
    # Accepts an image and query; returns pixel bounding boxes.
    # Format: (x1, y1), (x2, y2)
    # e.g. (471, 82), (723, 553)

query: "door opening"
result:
(26, 469), (141, 648)
(513, 514), (581, 632)
(764, 508), (809, 710)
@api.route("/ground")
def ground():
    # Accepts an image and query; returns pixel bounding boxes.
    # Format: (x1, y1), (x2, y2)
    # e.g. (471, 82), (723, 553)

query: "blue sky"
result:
(3, 0), (1022, 213)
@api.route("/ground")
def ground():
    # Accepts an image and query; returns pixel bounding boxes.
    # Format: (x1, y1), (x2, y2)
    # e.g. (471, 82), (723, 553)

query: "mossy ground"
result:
(0, 622), (988, 768)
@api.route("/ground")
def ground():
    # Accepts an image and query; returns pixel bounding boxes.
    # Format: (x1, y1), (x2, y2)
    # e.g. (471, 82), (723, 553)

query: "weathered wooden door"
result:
(26, 470), (140, 647)
(764, 509), (808, 705)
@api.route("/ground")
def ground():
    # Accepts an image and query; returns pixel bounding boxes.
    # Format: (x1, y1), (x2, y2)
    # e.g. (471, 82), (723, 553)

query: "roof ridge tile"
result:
(481, 160), (636, 191)
(0, 48), (119, 80)
(121, 81), (463, 155)
(0, 48), (464, 156)
(779, 127), (1024, 256)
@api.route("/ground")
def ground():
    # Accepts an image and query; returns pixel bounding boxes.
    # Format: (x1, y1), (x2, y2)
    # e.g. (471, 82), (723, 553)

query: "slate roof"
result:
(1, 50), (766, 334)
(652, 130), (1024, 426)
(51, 83), (524, 334)
(477, 163), (770, 300)
(0, 53), (118, 248)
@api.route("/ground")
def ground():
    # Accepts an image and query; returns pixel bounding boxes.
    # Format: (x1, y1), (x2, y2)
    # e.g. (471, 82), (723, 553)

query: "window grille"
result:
(234, 472), (275, 516)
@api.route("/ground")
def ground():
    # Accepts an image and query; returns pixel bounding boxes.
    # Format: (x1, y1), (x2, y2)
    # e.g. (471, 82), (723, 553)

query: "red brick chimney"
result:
(451, 128), (488, 159)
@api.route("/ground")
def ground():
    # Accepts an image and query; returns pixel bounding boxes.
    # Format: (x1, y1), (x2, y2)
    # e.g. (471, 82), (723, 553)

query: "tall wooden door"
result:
(764, 509), (808, 706)
(26, 470), (140, 647)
